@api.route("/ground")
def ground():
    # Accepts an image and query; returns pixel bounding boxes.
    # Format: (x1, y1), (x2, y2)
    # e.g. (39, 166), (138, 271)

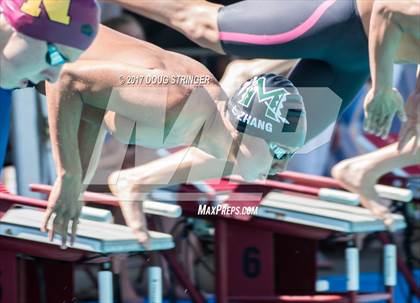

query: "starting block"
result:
(0, 206), (174, 253)
(150, 174), (410, 303)
(0, 190), (178, 303)
(257, 191), (406, 233)
(5, 170), (412, 303)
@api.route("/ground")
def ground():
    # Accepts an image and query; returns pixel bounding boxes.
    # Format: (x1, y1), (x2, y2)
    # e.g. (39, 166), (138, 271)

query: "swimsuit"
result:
(218, 0), (370, 139)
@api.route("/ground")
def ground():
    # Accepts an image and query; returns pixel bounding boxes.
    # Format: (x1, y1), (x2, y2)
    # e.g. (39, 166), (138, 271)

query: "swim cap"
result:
(0, 0), (100, 50)
(226, 73), (307, 160)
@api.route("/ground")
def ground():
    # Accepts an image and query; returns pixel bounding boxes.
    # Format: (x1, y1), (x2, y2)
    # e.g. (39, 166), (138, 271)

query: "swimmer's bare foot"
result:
(331, 158), (394, 228)
(109, 170), (151, 248)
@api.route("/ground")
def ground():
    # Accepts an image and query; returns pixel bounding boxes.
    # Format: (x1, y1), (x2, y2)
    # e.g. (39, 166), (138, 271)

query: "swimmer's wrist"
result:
(372, 85), (393, 95)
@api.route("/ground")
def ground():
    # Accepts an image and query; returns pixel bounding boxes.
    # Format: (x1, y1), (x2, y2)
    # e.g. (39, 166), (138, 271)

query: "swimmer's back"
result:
(81, 25), (215, 81)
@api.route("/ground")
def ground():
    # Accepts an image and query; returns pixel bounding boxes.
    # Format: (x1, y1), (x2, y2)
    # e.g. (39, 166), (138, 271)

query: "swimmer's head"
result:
(0, 0), (100, 89)
(225, 73), (307, 180)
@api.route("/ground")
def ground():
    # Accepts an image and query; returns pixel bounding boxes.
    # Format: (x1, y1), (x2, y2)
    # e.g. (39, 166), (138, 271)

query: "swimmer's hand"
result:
(41, 175), (83, 249)
(398, 92), (420, 154)
(363, 88), (407, 139)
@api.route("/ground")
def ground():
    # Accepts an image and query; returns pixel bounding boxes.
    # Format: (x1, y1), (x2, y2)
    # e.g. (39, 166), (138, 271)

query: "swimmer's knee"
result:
(171, 3), (222, 52)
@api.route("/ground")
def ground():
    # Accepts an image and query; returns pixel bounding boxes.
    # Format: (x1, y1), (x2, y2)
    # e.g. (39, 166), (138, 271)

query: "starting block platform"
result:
(258, 191), (406, 233)
(0, 206), (174, 253)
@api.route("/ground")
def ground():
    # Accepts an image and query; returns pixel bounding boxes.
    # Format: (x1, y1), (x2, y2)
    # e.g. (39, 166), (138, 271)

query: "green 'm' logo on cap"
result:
(238, 77), (289, 124)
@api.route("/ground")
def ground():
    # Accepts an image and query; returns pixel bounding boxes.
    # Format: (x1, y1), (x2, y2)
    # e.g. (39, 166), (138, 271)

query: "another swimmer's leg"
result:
(109, 147), (231, 245)
(78, 106), (107, 191)
(332, 139), (420, 224)
(220, 59), (298, 98)
(108, 170), (151, 246)
(288, 59), (336, 142)
(289, 60), (370, 142)
(106, 0), (223, 53)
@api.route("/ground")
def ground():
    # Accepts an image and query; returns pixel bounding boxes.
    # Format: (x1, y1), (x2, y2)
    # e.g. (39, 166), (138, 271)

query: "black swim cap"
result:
(226, 73), (307, 160)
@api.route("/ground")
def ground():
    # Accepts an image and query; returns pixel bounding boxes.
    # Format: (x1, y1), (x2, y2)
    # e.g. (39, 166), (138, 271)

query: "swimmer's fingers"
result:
(379, 115), (392, 139)
(70, 218), (79, 247)
(373, 111), (385, 136)
(368, 107), (385, 136)
(396, 106), (408, 123)
(69, 204), (82, 246)
(58, 216), (70, 249)
(44, 206), (67, 243)
(47, 207), (71, 249)
(41, 205), (55, 234)
(363, 91), (377, 133)
(366, 101), (386, 135)
(395, 92), (407, 123)
(363, 112), (375, 134)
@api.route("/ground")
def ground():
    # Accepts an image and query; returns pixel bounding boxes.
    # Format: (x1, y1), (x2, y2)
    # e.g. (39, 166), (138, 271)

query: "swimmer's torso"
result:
(76, 26), (223, 148)
(357, 0), (420, 64)
(395, 33), (420, 64)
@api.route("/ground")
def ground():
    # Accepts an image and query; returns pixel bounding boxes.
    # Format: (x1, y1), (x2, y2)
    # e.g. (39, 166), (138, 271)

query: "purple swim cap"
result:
(0, 0), (100, 50)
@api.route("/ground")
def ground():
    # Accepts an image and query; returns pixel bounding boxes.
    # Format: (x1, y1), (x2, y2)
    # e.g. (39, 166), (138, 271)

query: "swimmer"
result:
(108, 0), (420, 143)
(0, 0), (100, 90)
(332, 0), (420, 225)
(41, 26), (307, 246)
(363, 1), (419, 140)
(107, 0), (420, 223)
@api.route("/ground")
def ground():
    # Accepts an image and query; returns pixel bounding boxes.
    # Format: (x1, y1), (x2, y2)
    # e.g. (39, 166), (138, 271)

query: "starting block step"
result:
(0, 206), (174, 253)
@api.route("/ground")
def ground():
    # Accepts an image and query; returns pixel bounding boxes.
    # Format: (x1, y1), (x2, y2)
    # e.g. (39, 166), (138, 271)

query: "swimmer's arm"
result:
(43, 74), (85, 238)
(46, 76), (83, 181)
(102, 0), (223, 53)
(369, 1), (420, 92)
(44, 78), (104, 244)
(369, 2), (403, 92)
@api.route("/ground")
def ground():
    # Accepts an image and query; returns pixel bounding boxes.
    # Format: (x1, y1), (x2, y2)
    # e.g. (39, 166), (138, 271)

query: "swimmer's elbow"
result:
(375, 3), (396, 22)
(57, 67), (88, 93)
(374, 2), (405, 31)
